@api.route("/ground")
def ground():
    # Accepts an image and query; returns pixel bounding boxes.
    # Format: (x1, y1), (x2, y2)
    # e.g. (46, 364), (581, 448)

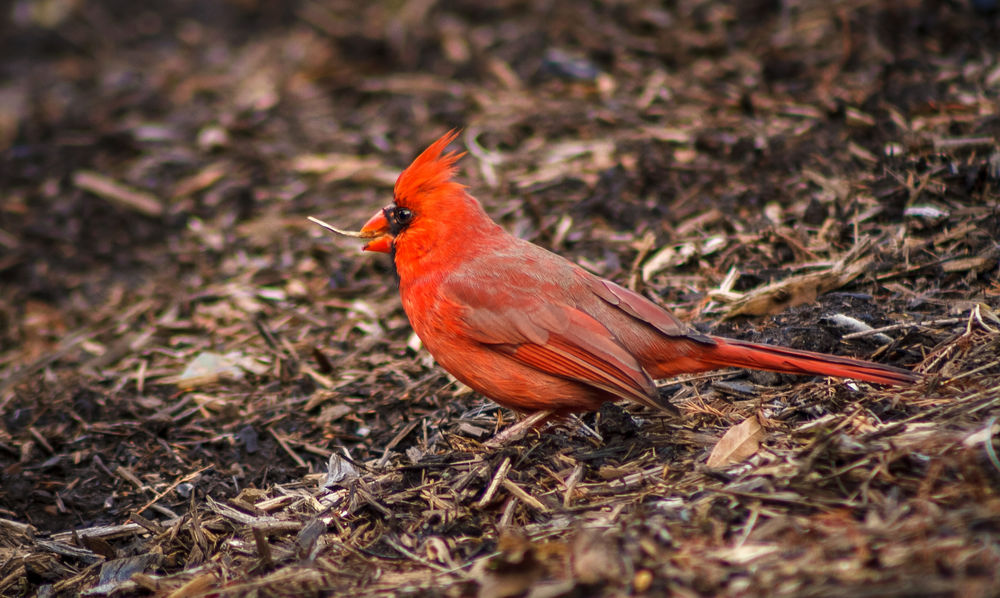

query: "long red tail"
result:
(702, 337), (917, 385)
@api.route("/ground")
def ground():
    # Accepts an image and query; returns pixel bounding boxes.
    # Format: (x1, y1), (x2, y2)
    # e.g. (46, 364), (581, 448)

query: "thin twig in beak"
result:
(307, 216), (376, 238)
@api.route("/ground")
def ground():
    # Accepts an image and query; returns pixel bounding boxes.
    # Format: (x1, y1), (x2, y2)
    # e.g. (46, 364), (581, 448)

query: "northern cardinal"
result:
(339, 131), (916, 415)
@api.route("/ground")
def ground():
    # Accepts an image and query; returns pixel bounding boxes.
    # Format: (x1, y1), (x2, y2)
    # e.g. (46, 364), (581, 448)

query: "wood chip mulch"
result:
(2, 1), (999, 596)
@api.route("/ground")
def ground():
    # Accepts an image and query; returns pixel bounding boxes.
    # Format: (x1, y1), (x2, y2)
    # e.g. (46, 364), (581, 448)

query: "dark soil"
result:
(2, 1), (999, 596)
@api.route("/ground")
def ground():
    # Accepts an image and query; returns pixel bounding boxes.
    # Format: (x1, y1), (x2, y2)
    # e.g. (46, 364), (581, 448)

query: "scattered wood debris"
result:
(2, 1), (999, 597)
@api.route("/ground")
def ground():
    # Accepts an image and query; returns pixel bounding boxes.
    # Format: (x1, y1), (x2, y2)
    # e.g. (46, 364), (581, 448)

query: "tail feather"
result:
(705, 337), (917, 386)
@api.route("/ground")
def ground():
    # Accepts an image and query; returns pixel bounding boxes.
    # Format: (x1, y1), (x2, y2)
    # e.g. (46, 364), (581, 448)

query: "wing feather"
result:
(582, 274), (713, 343)
(452, 279), (659, 408)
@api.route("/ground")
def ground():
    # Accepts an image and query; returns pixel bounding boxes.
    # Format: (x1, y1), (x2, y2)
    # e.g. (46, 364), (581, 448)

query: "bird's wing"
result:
(581, 274), (713, 342)
(445, 277), (660, 409)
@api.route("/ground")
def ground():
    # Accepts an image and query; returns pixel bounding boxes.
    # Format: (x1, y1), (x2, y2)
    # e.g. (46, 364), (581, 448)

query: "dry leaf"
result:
(322, 452), (359, 488)
(162, 351), (268, 389)
(722, 257), (871, 319)
(706, 414), (765, 468)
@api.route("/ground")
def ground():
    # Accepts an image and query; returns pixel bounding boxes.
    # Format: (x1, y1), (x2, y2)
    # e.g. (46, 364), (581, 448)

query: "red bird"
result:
(351, 131), (916, 415)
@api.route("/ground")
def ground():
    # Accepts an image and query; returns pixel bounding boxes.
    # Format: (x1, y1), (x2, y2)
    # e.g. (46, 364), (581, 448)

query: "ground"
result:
(1, 0), (1000, 596)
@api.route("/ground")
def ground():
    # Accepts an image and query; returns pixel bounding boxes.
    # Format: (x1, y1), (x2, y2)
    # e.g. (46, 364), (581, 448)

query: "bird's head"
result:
(360, 129), (471, 254)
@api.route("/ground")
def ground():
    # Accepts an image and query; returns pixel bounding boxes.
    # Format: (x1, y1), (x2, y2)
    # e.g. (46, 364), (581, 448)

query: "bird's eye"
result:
(385, 205), (414, 235)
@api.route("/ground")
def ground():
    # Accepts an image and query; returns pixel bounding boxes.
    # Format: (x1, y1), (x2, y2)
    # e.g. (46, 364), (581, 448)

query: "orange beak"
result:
(359, 208), (393, 253)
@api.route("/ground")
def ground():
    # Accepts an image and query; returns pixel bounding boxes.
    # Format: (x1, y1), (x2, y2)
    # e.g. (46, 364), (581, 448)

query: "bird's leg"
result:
(484, 410), (554, 448)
